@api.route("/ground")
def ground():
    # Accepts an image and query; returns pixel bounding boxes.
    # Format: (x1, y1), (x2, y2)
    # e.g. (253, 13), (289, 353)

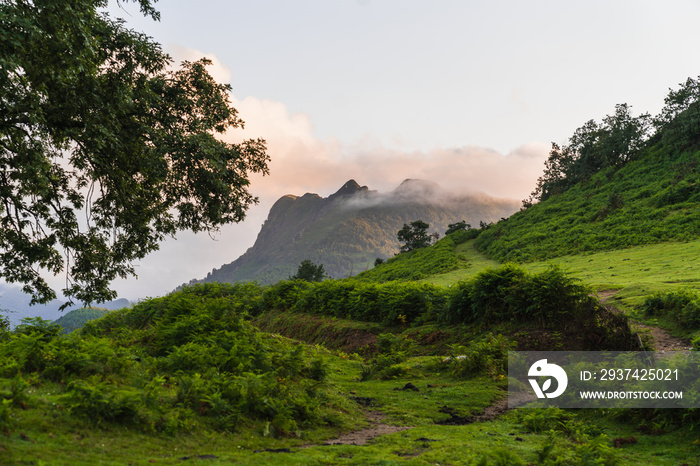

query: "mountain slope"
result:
(198, 179), (520, 284)
(53, 307), (111, 333)
(477, 145), (700, 262)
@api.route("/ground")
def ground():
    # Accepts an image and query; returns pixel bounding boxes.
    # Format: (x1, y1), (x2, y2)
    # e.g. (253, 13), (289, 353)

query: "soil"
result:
(301, 409), (412, 447)
(597, 289), (691, 351)
(635, 324), (692, 351)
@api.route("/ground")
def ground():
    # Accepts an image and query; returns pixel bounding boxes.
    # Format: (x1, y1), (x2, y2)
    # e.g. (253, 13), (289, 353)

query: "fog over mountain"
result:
(190, 179), (520, 286)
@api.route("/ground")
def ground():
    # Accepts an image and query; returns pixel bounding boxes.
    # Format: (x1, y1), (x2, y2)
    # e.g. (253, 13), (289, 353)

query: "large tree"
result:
(0, 0), (269, 307)
(397, 220), (432, 253)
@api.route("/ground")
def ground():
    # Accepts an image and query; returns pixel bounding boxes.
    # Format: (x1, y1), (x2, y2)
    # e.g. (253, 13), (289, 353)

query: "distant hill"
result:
(0, 283), (130, 329)
(195, 179), (520, 285)
(53, 307), (112, 334)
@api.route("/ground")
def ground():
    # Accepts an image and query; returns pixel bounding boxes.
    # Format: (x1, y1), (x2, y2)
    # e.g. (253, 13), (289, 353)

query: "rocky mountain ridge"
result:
(194, 179), (520, 285)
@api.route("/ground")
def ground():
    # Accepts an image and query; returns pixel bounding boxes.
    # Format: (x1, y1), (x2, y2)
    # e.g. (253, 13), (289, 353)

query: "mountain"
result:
(195, 179), (520, 285)
(0, 283), (131, 329)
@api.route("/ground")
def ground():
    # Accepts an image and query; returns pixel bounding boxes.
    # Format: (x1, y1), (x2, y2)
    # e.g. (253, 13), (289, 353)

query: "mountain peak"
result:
(393, 179), (442, 196)
(193, 178), (521, 286)
(330, 179), (368, 198)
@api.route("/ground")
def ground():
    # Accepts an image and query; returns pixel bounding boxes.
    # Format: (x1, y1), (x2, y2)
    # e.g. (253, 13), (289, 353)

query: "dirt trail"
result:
(635, 324), (692, 351)
(597, 289), (691, 351)
(301, 410), (411, 447)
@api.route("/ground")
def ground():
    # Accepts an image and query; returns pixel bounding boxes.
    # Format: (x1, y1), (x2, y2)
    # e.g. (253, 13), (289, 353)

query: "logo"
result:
(528, 359), (568, 398)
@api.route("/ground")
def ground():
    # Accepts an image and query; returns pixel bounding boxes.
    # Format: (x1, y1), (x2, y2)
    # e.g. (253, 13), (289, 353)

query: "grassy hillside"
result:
(5, 84), (700, 463)
(53, 307), (111, 334)
(5, 267), (694, 464)
(353, 229), (477, 282)
(477, 146), (700, 263)
(425, 238), (700, 304)
(2, 238), (700, 463)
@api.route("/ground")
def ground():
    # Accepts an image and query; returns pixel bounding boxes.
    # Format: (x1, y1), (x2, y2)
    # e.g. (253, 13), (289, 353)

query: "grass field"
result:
(425, 239), (700, 313)
(3, 351), (698, 465)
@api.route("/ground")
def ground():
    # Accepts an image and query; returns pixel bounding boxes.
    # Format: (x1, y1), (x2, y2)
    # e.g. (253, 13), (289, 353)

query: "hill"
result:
(5, 77), (700, 465)
(53, 307), (112, 334)
(0, 283), (130, 329)
(196, 179), (520, 285)
(474, 78), (700, 263)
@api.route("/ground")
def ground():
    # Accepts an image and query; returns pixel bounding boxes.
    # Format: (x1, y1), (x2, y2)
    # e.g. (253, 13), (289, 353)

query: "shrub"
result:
(62, 378), (143, 426)
(291, 279), (448, 325)
(643, 289), (700, 329)
(0, 283), (348, 434)
(443, 264), (591, 327)
(447, 333), (515, 379)
(262, 279), (313, 311)
(360, 333), (413, 381)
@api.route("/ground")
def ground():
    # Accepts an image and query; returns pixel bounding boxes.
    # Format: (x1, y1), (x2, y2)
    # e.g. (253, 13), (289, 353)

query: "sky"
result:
(41, 0), (700, 302)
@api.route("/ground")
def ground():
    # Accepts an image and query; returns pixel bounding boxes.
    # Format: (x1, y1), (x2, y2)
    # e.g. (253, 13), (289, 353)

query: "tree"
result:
(655, 76), (700, 152)
(530, 104), (650, 202)
(291, 260), (327, 282)
(397, 220), (432, 253)
(0, 1), (269, 307)
(445, 221), (471, 236)
(597, 103), (651, 167)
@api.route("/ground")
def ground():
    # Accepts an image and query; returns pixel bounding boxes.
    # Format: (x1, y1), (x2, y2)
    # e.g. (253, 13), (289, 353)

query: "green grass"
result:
(355, 232), (472, 282)
(424, 238), (700, 315)
(4, 349), (698, 465)
(477, 147), (700, 264)
(4, 237), (700, 463)
(419, 239), (500, 286)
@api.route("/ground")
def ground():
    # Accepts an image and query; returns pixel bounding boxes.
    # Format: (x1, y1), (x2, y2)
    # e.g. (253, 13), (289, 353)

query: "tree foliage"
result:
(290, 260), (327, 282)
(655, 76), (700, 153)
(445, 220), (470, 236)
(530, 104), (651, 202)
(0, 1), (269, 306)
(530, 76), (700, 204)
(397, 220), (433, 252)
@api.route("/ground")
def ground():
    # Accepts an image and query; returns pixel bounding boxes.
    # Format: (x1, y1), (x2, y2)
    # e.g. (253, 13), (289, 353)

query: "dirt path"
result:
(597, 289), (691, 351)
(301, 409), (412, 448)
(635, 324), (692, 351)
(302, 393), (515, 448)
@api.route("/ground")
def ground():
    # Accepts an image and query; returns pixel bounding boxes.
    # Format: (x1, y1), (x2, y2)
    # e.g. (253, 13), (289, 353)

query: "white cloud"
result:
(167, 44), (233, 84)
(225, 95), (549, 202)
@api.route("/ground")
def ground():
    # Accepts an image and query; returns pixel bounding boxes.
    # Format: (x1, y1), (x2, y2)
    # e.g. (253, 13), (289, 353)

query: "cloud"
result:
(223, 94), (548, 203)
(167, 44), (233, 84)
(164, 47), (550, 201)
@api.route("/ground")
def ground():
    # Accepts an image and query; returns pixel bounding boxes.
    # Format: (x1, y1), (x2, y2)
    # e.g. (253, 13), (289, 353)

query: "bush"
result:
(447, 333), (515, 379)
(290, 279), (448, 325)
(443, 264), (591, 327)
(360, 333), (413, 381)
(643, 289), (700, 329)
(62, 378), (143, 426)
(0, 284), (346, 434)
